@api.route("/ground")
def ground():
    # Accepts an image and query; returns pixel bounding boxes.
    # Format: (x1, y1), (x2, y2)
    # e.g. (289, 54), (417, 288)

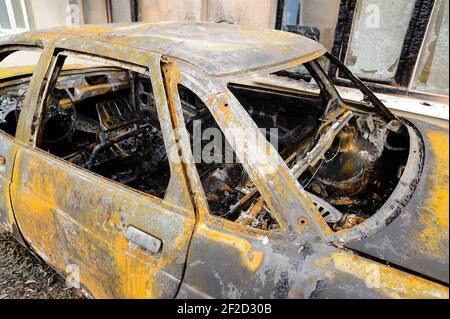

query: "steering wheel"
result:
(14, 90), (27, 122)
(14, 88), (77, 143)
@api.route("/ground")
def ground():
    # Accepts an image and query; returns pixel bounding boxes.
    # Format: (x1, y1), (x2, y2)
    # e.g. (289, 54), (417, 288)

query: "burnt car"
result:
(0, 22), (448, 299)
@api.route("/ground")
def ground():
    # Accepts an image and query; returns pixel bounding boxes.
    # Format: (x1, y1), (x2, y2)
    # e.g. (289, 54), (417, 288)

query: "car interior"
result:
(0, 55), (411, 232)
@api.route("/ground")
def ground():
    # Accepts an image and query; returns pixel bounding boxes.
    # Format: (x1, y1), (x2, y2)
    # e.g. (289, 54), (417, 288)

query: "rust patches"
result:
(111, 233), (157, 299)
(332, 252), (449, 299)
(11, 136), (195, 298)
(417, 131), (449, 256)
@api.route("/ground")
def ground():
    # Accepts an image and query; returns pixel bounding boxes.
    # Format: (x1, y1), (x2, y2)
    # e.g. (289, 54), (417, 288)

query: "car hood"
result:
(346, 118), (449, 284)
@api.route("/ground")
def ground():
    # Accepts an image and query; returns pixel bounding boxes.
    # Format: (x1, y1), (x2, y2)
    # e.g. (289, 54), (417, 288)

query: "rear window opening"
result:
(172, 50), (413, 233)
(225, 60), (411, 232)
(178, 78), (409, 233)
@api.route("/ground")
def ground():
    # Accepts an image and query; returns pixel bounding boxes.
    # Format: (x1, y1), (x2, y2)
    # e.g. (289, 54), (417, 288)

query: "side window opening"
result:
(37, 53), (170, 199)
(178, 84), (279, 231)
(228, 62), (329, 169)
(0, 48), (42, 136)
(227, 59), (410, 231)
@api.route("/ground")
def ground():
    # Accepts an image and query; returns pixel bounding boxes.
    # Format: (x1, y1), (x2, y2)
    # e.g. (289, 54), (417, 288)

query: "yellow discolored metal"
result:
(332, 252), (449, 299)
(416, 131), (449, 256)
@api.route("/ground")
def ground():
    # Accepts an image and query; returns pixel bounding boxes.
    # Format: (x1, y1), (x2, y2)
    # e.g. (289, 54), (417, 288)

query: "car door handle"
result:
(125, 226), (162, 254)
(0, 156), (6, 166)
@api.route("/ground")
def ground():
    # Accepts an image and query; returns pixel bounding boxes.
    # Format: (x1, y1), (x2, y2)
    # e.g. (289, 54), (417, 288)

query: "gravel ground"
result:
(0, 229), (85, 299)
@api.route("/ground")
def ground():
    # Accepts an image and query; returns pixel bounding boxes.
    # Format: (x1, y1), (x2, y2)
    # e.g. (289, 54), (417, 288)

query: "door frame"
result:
(10, 42), (197, 298)
(0, 44), (44, 238)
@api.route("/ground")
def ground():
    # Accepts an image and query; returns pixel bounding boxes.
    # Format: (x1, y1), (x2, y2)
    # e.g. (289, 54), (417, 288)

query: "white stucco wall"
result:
(25, 0), (72, 30)
(138, 0), (205, 22)
(137, 0), (277, 28)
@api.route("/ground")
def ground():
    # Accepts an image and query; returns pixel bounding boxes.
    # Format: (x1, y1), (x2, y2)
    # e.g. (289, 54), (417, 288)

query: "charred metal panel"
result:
(346, 119), (449, 284)
(179, 222), (335, 299)
(11, 145), (195, 298)
(179, 221), (448, 299)
(312, 250), (448, 299)
(7, 45), (197, 298)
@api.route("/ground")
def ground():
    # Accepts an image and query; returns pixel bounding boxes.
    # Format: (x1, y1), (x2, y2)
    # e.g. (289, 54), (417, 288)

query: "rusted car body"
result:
(0, 22), (448, 299)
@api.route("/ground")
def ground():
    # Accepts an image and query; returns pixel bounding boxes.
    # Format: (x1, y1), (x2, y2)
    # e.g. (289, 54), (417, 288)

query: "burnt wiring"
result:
(304, 138), (342, 189)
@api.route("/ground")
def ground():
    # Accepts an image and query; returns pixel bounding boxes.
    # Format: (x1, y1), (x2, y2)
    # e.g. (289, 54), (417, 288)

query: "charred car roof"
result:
(1, 21), (326, 76)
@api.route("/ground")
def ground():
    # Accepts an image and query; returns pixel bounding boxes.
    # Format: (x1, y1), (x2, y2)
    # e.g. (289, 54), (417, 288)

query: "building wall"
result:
(25, 0), (71, 30)
(83, 0), (108, 25)
(205, 0), (274, 28)
(137, 0), (277, 28)
(15, 0), (277, 32)
(138, 0), (205, 22)
(110, 0), (132, 23)
(300, 0), (340, 50)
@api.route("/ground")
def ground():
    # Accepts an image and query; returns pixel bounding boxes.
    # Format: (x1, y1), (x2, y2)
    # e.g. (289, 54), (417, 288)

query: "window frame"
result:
(0, 0), (30, 34)
(163, 60), (334, 238)
(276, 0), (447, 100)
(0, 45), (44, 137)
(330, 0), (436, 93)
(30, 48), (186, 206)
(167, 71), (278, 236)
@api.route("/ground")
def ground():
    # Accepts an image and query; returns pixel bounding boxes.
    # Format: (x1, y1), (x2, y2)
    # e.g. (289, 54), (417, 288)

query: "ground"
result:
(0, 228), (85, 299)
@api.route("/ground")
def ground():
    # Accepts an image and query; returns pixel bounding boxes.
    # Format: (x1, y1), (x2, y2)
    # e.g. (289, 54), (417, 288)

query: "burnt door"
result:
(11, 146), (196, 298)
(0, 46), (44, 233)
(10, 50), (196, 298)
